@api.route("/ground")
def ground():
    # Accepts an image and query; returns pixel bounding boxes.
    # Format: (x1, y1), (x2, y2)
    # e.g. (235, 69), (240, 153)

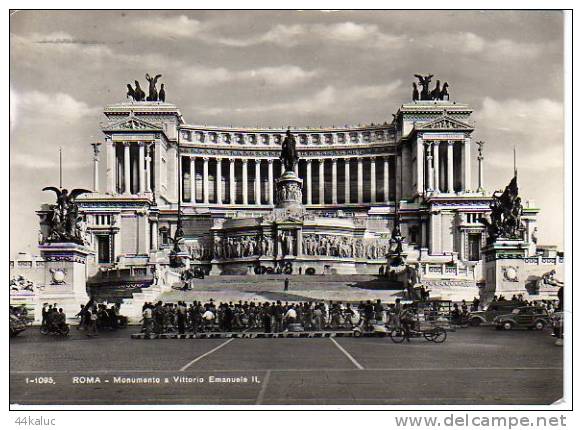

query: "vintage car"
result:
(493, 306), (550, 330)
(9, 314), (27, 337)
(468, 300), (523, 326)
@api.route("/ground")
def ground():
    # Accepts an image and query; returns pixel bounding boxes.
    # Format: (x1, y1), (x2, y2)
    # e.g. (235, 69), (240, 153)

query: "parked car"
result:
(469, 300), (523, 326)
(493, 306), (550, 331)
(9, 314), (27, 337)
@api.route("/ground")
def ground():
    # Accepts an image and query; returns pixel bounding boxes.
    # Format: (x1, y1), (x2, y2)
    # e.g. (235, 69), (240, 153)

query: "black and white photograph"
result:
(7, 7), (572, 416)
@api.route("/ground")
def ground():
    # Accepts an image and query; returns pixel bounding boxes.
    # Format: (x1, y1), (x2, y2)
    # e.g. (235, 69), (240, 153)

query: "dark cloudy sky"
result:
(9, 10), (565, 256)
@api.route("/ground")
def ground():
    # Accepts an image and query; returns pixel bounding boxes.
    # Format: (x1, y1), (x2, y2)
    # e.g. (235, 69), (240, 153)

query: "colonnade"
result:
(182, 156), (395, 206)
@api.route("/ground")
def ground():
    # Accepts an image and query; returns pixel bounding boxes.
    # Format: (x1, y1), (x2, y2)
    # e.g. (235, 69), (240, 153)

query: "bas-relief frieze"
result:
(178, 146), (396, 158)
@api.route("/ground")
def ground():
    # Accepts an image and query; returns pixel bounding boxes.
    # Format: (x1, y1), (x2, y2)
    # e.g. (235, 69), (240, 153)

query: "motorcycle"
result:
(40, 324), (70, 336)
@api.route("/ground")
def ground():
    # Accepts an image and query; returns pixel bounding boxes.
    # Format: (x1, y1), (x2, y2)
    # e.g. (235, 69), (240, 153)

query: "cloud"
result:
(180, 64), (319, 87)
(424, 32), (544, 60)
(475, 97), (563, 169)
(13, 89), (99, 123)
(192, 81), (402, 119)
(131, 15), (205, 38)
(132, 19), (407, 50)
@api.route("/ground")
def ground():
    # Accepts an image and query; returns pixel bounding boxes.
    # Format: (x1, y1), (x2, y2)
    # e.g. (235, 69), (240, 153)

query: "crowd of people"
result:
(140, 299), (407, 335)
(75, 301), (127, 336)
(40, 303), (68, 334)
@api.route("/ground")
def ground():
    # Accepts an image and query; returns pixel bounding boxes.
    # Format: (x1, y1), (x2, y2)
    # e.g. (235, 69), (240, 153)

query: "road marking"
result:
(330, 338), (364, 370)
(255, 370), (271, 405)
(179, 338), (235, 371)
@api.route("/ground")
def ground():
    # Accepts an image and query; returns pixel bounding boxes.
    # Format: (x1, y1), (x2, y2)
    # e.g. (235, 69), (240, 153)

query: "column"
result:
(344, 159), (351, 203)
(190, 156), (196, 203)
(280, 163), (285, 176)
(242, 159), (248, 205)
(123, 142), (131, 194)
(383, 156), (390, 203)
(254, 159), (261, 205)
(268, 159), (274, 205)
(229, 158), (236, 204)
(91, 142), (101, 192)
(106, 138), (115, 194)
(447, 140), (454, 193)
(433, 141), (440, 193)
(463, 137), (472, 192)
(318, 159), (325, 204)
(151, 220), (159, 251)
(416, 136), (424, 195)
(138, 142), (145, 194)
(203, 157), (209, 203)
(216, 158), (223, 204)
(370, 157), (376, 203)
(331, 158), (338, 204)
(426, 142), (434, 191)
(306, 159), (312, 205)
(357, 157), (363, 204)
(294, 163), (299, 176)
(145, 145), (152, 193)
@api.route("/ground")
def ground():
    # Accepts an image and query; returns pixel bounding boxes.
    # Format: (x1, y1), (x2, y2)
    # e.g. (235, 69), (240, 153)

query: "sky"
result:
(9, 10), (565, 257)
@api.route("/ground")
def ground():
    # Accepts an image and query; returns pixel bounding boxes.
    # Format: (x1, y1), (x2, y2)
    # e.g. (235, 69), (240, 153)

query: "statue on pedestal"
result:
(280, 129), (298, 172)
(42, 187), (92, 244)
(480, 175), (525, 243)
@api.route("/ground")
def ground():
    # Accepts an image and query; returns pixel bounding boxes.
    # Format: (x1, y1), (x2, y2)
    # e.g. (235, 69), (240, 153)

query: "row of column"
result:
(420, 138), (471, 194)
(115, 142), (153, 195)
(185, 156), (392, 206)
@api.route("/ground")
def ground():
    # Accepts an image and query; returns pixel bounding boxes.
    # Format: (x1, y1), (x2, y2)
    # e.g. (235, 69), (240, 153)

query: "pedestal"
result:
(37, 242), (94, 322)
(481, 239), (528, 303)
(275, 170), (303, 209)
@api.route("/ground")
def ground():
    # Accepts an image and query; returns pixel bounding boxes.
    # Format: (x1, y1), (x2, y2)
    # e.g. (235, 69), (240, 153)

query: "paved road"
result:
(10, 327), (563, 406)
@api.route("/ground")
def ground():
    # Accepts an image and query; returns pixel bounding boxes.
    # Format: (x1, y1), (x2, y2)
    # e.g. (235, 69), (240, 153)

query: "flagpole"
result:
(59, 147), (63, 188)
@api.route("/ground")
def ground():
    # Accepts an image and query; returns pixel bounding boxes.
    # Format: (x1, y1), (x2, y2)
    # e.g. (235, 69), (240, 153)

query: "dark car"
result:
(10, 314), (27, 337)
(493, 306), (550, 331)
(468, 300), (523, 326)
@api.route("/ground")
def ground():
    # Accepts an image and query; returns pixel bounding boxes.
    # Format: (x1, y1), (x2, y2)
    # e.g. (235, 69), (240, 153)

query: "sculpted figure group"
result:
(479, 175), (525, 243)
(127, 73), (166, 102)
(413, 74), (450, 101)
(42, 186), (92, 245)
(277, 183), (302, 203)
(302, 234), (389, 260)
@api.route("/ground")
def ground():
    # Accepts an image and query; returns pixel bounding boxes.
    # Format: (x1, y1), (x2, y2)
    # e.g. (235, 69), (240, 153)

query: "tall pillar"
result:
(229, 158), (236, 204)
(203, 157), (209, 203)
(306, 159), (313, 205)
(106, 138), (115, 194)
(255, 159), (261, 205)
(433, 141), (440, 193)
(145, 145), (152, 193)
(138, 142), (145, 194)
(242, 159), (248, 205)
(151, 220), (158, 251)
(344, 159), (351, 203)
(91, 142), (101, 193)
(190, 156), (196, 203)
(477, 141), (485, 192)
(318, 159), (325, 204)
(416, 136), (424, 195)
(463, 137), (472, 192)
(123, 142), (131, 194)
(383, 156), (390, 203)
(216, 158), (223, 204)
(267, 159), (274, 205)
(370, 157), (376, 203)
(294, 163), (299, 176)
(447, 140), (454, 193)
(331, 158), (338, 204)
(357, 157), (363, 204)
(426, 142), (434, 191)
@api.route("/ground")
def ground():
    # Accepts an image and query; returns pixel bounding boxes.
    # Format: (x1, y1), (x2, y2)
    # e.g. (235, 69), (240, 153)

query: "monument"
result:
(479, 174), (528, 303)
(37, 186), (94, 321)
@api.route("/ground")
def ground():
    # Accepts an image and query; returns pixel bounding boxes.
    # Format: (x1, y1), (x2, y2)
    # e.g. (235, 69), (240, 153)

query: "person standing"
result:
(284, 278), (290, 292)
(142, 305), (153, 336)
(262, 302), (272, 333)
